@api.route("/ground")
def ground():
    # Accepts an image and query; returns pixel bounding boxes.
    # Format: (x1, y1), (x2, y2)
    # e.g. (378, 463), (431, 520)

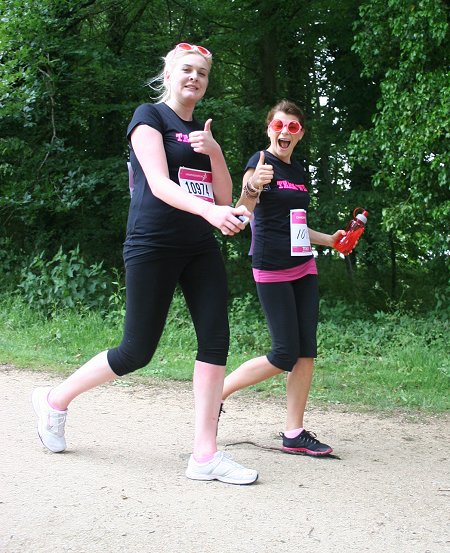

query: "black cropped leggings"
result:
(256, 274), (319, 372)
(107, 250), (229, 376)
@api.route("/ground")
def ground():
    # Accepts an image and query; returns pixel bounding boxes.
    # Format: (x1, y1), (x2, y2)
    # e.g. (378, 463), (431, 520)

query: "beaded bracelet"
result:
(243, 180), (259, 199)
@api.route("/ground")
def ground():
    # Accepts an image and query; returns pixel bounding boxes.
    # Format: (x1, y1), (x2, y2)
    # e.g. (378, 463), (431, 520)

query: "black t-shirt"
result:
(246, 150), (313, 270)
(124, 102), (218, 263)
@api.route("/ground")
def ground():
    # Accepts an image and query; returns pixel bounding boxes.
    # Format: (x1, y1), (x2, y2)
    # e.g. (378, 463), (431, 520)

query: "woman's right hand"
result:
(202, 204), (251, 236)
(250, 151), (273, 190)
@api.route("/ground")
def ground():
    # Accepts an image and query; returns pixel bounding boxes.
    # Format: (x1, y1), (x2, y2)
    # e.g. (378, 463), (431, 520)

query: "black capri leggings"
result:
(107, 250), (229, 376)
(256, 274), (319, 372)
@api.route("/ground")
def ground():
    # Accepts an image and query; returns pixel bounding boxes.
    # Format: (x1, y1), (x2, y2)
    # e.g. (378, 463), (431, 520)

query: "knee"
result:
(107, 347), (154, 376)
(267, 350), (297, 372)
(197, 329), (229, 366)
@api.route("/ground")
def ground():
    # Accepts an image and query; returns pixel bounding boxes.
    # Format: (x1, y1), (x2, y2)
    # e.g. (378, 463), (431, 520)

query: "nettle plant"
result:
(18, 245), (111, 316)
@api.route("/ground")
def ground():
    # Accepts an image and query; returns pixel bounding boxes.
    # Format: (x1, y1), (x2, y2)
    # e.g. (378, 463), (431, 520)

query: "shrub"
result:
(18, 245), (111, 316)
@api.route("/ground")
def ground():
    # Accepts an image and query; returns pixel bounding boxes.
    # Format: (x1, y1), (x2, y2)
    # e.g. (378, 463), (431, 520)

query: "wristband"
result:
(247, 179), (259, 192)
(244, 181), (259, 199)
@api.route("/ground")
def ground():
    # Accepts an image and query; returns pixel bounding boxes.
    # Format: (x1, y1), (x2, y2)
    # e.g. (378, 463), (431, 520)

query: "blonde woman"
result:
(32, 43), (256, 485)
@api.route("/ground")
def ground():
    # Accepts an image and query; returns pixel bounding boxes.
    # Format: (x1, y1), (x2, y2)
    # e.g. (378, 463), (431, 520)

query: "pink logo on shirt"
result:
(276, 180), (308, 192)
(176, 132), (190, 143)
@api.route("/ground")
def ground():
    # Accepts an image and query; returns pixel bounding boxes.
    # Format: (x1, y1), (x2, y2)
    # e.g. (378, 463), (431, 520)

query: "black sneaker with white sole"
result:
(282, 429), (333, 456)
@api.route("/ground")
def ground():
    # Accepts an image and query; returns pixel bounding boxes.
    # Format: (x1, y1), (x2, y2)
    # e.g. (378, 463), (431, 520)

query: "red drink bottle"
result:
(334, 207), (369, 256)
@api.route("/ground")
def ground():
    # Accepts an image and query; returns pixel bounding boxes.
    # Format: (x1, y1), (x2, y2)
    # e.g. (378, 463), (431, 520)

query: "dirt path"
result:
(1, 366), (449, 552)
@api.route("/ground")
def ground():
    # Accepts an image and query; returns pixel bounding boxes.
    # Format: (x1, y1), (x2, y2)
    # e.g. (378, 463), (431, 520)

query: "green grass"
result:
(0, 294), (448, 413)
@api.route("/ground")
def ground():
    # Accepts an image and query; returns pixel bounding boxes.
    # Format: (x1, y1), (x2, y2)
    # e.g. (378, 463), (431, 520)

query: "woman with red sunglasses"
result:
(32, 43), (257, 485)
(221, 99), (344, 457)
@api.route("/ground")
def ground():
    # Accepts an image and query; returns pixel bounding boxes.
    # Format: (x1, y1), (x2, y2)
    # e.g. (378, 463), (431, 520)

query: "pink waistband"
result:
(252, 257), (318, 283)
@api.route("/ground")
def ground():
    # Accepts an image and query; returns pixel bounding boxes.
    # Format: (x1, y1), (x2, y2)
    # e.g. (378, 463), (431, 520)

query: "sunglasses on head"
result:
(269, 119), (302, 135)
(175, 43), (212, 58)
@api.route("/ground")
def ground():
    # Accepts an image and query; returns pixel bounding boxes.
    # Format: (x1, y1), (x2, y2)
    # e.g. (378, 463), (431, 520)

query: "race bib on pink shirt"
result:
(290, 209), (312, 256)
(178, 167), (214, 203)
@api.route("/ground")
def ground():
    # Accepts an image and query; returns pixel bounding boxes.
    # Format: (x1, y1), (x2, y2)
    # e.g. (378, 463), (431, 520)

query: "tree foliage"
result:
(0, 0), (448, 311)
(351, 0), (449, 268)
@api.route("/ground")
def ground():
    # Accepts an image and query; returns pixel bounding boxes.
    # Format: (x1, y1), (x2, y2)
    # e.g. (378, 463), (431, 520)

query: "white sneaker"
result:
(185, 451), (258, 485)
(32, 387), (67, 453)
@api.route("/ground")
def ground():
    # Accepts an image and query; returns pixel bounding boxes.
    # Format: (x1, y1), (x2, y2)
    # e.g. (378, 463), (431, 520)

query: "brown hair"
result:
(266, 99), (305, 128)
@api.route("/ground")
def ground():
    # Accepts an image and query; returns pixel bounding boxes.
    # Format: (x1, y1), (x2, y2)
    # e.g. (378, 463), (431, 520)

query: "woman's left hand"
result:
(189, 119), (219, 155)
(330, 229), (346, 247)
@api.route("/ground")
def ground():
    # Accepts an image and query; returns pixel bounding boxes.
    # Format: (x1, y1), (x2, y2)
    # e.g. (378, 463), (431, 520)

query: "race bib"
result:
(178, 167), (214, 203)
(290, 209), (312, 256)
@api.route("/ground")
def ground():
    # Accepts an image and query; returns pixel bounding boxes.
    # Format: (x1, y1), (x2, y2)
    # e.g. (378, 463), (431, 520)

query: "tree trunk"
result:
(389, 232), (397, 300)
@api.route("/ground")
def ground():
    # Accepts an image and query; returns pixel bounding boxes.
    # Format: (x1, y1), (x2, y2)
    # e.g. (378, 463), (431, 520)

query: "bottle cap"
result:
(353, 208), (368, 224)
(356, 213), (367, 224)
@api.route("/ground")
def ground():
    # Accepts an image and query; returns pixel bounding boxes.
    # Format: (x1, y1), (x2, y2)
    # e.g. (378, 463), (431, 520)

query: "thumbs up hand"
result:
(189, 118), (218, 155)
(256, 150), (265, 166)
(250, 150), (273, 190)
(203, 119), (212, 133)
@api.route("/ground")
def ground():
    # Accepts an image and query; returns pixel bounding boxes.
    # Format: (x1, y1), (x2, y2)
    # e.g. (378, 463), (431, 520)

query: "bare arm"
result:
(208, 148), (233, 206)
(130, 124), (249, 235)
(309, 228), (345, 248)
